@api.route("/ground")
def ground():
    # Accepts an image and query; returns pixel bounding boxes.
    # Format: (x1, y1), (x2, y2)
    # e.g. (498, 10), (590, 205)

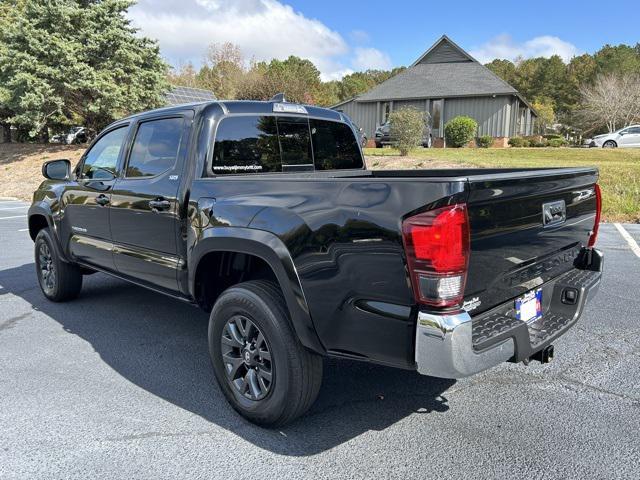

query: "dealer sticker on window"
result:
(515, 288), (543, 323)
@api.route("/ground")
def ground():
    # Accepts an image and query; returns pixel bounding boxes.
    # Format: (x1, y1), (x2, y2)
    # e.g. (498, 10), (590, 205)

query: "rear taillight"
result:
(402, 204), (470, 307)
(588, 184), (602, 248)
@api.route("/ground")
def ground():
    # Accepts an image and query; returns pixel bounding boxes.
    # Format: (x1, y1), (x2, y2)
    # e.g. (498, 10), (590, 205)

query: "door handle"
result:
(95, 194), (110, 206)
(149, 198), (171, 212)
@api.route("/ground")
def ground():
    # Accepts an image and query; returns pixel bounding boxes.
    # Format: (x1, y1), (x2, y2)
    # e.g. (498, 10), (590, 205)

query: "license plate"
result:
(515, 289), (542, 323)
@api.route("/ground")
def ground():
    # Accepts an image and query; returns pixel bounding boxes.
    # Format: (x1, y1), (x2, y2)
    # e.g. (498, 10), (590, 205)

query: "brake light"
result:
(588, 184), (602, 248)
(402, 204), (470, 307)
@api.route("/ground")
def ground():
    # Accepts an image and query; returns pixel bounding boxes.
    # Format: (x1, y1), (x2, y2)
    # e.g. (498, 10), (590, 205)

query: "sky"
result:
(128, 0), (640, 81)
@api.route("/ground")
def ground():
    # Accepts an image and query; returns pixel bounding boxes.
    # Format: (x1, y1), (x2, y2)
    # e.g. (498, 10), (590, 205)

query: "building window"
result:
(430, 99), (443, 137)
(381, 102), (391, 124)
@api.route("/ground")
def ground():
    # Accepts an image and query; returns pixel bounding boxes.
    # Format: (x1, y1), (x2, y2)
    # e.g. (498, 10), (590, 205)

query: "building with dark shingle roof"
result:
(165, 86), (216, 106)
(332, 35), (537, 146)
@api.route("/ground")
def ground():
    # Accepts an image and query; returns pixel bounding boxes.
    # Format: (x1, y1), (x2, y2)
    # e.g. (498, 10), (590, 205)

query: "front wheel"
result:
(209, 280), (323, 427)
(603, 140), (617, 148)
(34, 228), (83, 301)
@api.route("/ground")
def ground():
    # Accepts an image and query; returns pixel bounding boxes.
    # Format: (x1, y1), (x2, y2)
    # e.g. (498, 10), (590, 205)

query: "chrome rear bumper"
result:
(415, 311), (514, 378)
(415, 250), (603, 379)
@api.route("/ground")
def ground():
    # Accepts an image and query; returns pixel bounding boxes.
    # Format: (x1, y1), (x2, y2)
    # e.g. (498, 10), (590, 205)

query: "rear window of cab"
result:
(210, 115), (363, 175)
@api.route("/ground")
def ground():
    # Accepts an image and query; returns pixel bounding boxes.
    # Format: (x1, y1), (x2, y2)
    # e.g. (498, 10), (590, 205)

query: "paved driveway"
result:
(0, 199), (638, 479)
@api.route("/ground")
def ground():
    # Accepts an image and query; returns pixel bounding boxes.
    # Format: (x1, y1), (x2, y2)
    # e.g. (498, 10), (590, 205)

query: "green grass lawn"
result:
(364, 147), (640, 223)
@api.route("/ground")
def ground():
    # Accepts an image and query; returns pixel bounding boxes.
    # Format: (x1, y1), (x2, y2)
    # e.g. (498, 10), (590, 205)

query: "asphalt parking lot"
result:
(0, 199), (638, 479)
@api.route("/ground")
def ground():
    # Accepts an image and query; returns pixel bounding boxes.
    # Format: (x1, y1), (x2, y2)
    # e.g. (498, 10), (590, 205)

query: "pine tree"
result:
(0, 0), (169, 138)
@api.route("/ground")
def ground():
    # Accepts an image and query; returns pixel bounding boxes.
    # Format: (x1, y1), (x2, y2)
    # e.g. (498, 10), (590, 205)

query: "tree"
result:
(0, 0), (169, 138)
(578, 73), (640, 133)
(162, 42), (405, 107)
(197, 42), (245, 99)
(388, 107), (424, 156)
(237, 56), (326, 104)
(531, 98), (555, 134)
(593, 44), (640, 76)
(335, 68), (405, 103)
(485, 59), (517, 86)
(168, 62), (199, 88)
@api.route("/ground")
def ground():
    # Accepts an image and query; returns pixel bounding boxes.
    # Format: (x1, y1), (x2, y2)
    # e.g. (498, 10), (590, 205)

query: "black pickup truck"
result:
(28, 98), (603, 426)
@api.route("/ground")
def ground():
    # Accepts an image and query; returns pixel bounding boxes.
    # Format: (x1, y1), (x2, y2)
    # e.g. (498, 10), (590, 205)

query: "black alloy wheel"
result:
(221, 315), (274, 401)
(37, 241), (56, 296)
(34, 228), (83, 302)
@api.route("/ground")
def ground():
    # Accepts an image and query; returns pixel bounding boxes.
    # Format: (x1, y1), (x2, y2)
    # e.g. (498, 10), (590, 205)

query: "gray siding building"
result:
(332, 35), (537, 146)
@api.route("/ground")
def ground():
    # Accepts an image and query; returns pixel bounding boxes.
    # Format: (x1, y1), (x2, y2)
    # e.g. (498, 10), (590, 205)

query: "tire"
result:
(375, 142), (382, 148)
(209, 280), (323, 427)
(34, 228), (83, 302)
(603, 140), (617, 148)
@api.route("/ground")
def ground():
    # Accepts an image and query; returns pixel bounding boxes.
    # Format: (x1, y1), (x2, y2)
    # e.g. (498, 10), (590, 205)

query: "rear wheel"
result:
(603, 140), (617, 148)
(209, 280), (323, 427)
(34, 228), (82, 301)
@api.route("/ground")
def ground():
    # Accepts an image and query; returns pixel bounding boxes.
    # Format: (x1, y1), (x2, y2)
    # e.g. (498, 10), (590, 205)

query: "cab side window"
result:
(81, 126), (128, 180)
(126, 117), (184, 178)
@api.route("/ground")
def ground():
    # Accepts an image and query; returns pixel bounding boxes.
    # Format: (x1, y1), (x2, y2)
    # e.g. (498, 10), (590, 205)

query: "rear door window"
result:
(126, 117), (184, 178)
(310, 119), (363, 170)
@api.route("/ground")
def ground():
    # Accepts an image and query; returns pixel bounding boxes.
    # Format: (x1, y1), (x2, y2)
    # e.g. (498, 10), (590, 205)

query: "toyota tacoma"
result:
(28, 97), (603, 426)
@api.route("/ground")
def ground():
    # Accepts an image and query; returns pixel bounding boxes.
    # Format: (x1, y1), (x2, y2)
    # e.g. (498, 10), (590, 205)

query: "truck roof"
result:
(118, 99), (344, 124)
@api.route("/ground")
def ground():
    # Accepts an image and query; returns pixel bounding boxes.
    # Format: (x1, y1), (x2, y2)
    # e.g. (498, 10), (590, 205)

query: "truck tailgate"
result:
(464, 168), (599, 314)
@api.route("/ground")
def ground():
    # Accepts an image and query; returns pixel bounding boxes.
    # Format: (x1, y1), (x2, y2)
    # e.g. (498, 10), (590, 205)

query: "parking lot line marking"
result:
(0, 215), (26, 220)
(18, 228), (29, 232)
(614, 223), (640, 258)
(0, 206), (29, 210)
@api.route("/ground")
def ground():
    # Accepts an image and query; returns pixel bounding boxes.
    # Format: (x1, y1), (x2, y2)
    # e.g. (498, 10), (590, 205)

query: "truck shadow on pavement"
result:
(1, 263), (455, 456)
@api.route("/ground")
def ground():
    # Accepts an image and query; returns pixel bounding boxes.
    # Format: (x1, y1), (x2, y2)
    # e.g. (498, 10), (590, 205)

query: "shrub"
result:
(388, 107), (425, 156)
(445, 116), (478, 148)
(531, 139), (549, 147)
(476, 135), (493, 148)
(521, 139), (531, 147)
(543, 134), (563, 140)
(548, 137), (568, 147)
(508, 137), (525, 147)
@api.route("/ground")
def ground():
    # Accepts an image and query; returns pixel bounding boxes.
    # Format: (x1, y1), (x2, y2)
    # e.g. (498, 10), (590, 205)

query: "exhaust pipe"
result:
(530, 345), (554, 364)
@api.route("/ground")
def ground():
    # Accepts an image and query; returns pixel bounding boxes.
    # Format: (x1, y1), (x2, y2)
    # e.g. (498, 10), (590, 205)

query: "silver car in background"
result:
(586, 125), (640, 148)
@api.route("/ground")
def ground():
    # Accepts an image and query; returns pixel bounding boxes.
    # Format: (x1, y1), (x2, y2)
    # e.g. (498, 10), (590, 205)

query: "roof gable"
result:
(412, 35), (476, 66)
(354, 35), (524, 102)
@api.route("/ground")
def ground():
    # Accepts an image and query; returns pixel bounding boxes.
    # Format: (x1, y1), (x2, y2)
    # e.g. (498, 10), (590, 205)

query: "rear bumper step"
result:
(414, 248), (603, 378)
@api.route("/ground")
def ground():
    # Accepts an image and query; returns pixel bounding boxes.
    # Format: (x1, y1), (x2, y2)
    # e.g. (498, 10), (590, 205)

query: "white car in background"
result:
(587, 125), (640, 148)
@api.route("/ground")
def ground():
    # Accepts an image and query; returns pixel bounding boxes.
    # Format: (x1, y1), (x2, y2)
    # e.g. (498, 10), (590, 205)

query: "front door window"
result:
(80, 127), (127, 180)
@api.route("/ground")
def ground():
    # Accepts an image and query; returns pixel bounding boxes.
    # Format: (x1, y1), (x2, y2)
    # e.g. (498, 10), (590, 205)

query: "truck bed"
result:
(191, 165), (599, 368)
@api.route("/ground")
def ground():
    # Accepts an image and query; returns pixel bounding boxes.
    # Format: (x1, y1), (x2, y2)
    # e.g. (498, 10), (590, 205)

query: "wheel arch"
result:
(28, 203), (71, 263)
(189, 227), (325, 354)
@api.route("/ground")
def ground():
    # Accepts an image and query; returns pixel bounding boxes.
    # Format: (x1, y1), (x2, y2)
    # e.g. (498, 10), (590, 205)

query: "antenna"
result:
(270, 93), (286, 103)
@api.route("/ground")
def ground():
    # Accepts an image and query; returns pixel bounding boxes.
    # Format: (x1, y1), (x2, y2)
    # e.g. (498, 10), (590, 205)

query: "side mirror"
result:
(42, 159), (71, 180)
